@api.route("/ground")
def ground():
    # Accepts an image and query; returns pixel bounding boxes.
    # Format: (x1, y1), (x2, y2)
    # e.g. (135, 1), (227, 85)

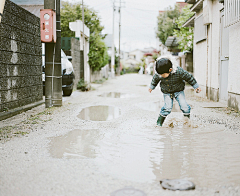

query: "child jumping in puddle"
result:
(149, 56), (201, 127)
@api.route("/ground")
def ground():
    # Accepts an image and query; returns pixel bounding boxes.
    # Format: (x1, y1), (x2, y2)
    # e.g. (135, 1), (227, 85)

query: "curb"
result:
(0, 100), (45, 121)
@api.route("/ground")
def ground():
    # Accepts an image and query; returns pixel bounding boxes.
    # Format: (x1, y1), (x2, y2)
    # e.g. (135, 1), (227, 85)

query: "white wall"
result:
(193, 10), (208, 87)
(128, 50), (144, 62)
(228, 22), (240, 94)
(193, 2), (223, 97)
(194, 40), (207, 86)
(209, 1), (223, 89)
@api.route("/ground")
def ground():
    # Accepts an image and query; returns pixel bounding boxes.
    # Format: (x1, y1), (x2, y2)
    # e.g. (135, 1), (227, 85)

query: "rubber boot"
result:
(157, 115), (166, 126)
(183, 114), (190, 119)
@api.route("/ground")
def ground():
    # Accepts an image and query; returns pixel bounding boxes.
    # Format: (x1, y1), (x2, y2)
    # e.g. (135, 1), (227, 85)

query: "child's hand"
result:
(148, 88), (153, 93)
(195, 87), (201, 93)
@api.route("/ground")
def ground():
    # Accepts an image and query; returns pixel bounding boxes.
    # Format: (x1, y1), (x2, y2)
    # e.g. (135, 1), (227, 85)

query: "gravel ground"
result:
(0, 74), (240, 196)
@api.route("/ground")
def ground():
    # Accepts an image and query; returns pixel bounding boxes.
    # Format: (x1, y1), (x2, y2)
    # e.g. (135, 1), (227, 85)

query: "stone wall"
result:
(0, 0), (42, 112)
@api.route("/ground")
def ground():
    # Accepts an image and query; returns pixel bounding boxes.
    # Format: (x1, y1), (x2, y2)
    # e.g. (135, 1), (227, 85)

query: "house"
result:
(122, 49), (144, 69)
(183, 0), (240, 111)
(10, 0), (43, 4)
(10, 0), (44, 17)
(103, 34), (113, 57)
(176, 1), (188, 11)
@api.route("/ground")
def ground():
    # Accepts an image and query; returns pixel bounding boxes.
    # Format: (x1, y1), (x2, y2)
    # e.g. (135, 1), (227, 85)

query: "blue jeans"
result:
(160, 91), (191, 117)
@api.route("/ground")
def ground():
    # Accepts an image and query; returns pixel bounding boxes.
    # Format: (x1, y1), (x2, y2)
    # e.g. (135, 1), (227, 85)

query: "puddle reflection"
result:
(49, 121), (240, 187)
(99, 92), (135, 98)
(49, 129), (101, 159)
(77, 105), (121, 121)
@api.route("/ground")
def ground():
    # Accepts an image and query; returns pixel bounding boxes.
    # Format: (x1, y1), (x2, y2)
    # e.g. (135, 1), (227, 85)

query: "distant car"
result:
(42, 49), (75, 96)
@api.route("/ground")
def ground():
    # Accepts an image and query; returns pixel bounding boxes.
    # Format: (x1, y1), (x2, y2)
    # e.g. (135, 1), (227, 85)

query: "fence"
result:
(224, 0), (240, 27)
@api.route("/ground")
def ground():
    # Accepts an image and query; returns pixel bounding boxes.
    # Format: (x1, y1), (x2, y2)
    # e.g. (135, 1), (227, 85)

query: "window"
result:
(194, 14), (207, 43)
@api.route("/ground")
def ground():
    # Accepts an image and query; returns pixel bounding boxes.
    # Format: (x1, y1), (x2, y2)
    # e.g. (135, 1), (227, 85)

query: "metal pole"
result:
(82, 0), (85, 79)
(111, 0), (115, 77)
(118, 0), (121, 75)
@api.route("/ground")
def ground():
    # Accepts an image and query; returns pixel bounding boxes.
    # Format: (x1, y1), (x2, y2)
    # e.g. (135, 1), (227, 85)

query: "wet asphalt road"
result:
(1, 74), (240, 196)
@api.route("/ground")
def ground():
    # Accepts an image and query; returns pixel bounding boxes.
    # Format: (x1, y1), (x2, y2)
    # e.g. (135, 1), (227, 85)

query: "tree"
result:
(173, 5), (194, 51)
(156, 5), (181, 44)
(61, 1), (109, 71)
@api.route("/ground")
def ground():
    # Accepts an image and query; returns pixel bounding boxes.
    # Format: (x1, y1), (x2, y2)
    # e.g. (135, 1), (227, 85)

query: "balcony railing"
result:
(225, 0), (240, 27)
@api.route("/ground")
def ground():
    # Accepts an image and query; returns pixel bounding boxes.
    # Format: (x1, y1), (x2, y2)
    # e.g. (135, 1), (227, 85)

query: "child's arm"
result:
(179, 67), (200, 92)
(149, 74), (161, 93)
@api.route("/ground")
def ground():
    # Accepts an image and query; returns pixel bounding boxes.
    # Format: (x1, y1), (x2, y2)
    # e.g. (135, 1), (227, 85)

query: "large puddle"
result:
(77, 105), (121, 121)
(48, 122), (240, 187)
(98, 92), (135, 98)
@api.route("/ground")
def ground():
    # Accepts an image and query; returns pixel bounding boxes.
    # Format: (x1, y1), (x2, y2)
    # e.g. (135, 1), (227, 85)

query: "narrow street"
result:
(1, 74), (240, 196)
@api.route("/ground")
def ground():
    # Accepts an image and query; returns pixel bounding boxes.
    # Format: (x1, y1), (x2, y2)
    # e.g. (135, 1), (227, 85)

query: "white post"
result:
(0, 0), (6, 23)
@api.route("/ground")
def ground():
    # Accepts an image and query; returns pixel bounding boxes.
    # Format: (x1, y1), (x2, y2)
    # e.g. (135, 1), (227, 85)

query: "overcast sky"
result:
(67, 0), (184, 51)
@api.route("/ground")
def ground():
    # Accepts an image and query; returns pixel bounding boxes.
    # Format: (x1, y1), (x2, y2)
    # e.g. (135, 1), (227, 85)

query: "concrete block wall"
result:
(0, 0), (42, 112)
(71, 37), (81, 90)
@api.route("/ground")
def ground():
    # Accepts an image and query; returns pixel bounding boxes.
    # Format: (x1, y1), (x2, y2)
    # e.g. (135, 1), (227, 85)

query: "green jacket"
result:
(149, 67), (199, 94)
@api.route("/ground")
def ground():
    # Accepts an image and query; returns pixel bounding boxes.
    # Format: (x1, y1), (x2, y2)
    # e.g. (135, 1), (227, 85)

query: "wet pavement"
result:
(1, 74), (240, 196)
(98, 92), (136, 98)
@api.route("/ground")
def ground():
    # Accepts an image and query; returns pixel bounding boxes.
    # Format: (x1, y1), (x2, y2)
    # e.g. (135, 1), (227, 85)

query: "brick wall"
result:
(0, 0), (42, 112)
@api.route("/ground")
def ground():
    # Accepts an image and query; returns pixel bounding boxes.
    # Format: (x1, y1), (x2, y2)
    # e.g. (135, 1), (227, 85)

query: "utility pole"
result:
(44, 0), (62, 108)
(0, 0), (6, 23)
(81, 0), (85, 79)
(111, 0), (115, 77)
(118, 0), (121, 75)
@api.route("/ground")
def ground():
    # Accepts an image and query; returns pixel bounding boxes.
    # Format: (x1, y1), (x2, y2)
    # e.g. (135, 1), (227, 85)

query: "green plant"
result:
(125, 66), (140, 73)
(92, 78), (107, 84)
(77, 79), (89, 91)
(152, 53), (159, 61)
(156, 5), (181, 44)
(3, 107), (9, 112)
(61, 1), (109, 71)
(173, 5), (194, 51)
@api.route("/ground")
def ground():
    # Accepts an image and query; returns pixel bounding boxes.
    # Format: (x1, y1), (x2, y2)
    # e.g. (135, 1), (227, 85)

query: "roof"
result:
(190, 0), (203, 12)
(176, 2), (188, 11)
(10, 0), (44, 5)
(165, 36), (178, 47)
(182, 14), (195, 27)
(185, 0), (196, 4)
(142, 47), (156, 53)
(20, 5), (44, 17)
(129, 49), (144, 54)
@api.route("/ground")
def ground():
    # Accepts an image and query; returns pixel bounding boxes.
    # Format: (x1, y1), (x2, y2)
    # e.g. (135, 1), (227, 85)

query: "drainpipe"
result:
(0, 0), (6, 23)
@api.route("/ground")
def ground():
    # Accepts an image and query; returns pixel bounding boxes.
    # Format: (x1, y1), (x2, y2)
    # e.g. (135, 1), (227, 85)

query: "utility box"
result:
(40, 9), (56, 43)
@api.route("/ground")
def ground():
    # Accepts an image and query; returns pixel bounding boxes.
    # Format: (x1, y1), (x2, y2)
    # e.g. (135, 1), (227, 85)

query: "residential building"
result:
(122, 49), (144, 69)
(184, 0), (240, 111)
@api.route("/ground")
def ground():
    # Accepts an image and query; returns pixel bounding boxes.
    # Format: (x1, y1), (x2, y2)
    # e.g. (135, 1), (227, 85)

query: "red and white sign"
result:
(40, 9), (56, 43)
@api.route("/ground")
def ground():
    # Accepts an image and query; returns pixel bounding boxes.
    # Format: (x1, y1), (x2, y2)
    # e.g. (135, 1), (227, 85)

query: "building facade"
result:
(184, 0), (240, 111)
